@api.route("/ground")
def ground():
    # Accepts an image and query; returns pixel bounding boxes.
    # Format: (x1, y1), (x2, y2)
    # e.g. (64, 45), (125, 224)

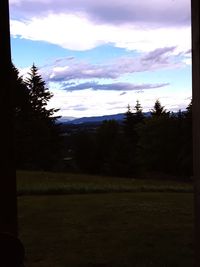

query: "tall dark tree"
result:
(73, 131), (99, 174)
(123, 101), (144, 137)
(14, 64), (34, 168)
(15, 64), (62, 170)
(123, 104), (135, 140)
(137, 101), (182, 175)
(134, 100), (144, 123)
(151, 99), (169, 117)
(25, 64), (59, 120)
(14, 65), (31, 117)
(122, 101), (145, 176)
(96, 120), (120, 174)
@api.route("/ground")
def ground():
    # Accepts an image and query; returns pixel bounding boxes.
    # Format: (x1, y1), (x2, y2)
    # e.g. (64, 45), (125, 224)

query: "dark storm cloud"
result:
(10, 0), (190, 27)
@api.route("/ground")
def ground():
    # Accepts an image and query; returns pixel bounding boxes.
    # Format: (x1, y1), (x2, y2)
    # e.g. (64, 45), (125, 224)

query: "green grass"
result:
(17, 171), (194, 267)
(17, 170), (193, 195)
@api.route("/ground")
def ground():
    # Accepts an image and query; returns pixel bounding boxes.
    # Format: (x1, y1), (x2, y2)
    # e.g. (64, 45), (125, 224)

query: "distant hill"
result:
(58, 116), (76, 123)
(67, 113), (125, 124)
(59, 112), (151, 125)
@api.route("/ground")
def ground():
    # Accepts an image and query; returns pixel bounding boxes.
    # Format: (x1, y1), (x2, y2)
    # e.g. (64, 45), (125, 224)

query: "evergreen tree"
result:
(73, 131), (99, 174)
(151, 99), (169, 117)
(137, 116), (174, 174)
(122, 101), (145, 176)
(134, 100), (144, 123)
(13, 64), (33, 168)
(136, 100), (180, 175)
(96, 120), (120, 174)
(123, 104), (135, 139)
(13, 65), (31, 118)
(15, 64), (62, 170)
(25, 64), (59, 120)
(123, 101), (144, 140)
(185, 99), (192, 120)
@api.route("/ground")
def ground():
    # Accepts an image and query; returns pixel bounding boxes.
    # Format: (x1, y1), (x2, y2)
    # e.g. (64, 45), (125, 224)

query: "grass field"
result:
(17, 171), (194, 267)
(17, 171), (193, 195)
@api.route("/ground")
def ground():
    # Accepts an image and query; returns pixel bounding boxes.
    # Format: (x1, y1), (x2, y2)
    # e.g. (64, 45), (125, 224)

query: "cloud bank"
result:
(40, 47), (186, 83)
(60, 81), (169, 92)
(11, 0), (191, 117)
(10, 0), (191, 52)
(10, 0), (190, 26)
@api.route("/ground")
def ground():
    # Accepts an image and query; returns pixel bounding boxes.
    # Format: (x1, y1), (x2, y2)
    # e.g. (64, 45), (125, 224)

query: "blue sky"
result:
(10, 0), (191, 118)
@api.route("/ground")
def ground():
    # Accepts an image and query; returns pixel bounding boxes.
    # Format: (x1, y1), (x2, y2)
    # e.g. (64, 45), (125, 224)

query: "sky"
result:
(9, 0), (192, 118)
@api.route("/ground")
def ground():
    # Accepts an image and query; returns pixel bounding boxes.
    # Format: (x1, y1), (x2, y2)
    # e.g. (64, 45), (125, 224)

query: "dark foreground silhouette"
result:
(0, 232), (25, 267)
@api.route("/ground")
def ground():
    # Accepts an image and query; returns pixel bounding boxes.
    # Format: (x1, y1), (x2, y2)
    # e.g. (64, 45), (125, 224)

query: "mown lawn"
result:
(17, 171), (194, 267)
(17, 170), (193, 195)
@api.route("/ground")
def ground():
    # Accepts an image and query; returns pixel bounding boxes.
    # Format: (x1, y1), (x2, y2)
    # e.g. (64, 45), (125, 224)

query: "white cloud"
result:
(10, 0), (191, 117)
(10, 0), (190, 27)
(40, 47), (186, 83)
(47, 85), (191, 118)
(11, 14), (102, 51)
(10, 12), (191, 53)
(60, 81), (169, 92)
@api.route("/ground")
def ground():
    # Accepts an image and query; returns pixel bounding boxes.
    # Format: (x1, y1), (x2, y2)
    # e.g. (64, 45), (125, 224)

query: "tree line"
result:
(67, 100), (192, 180)
(14, 63), (192, 179)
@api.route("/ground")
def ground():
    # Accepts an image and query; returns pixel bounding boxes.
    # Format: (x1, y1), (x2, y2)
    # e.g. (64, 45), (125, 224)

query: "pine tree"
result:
(13, 64), (34, 168)
(16, 64), (62, 170)
(123, 101), (144, 138)
(123, 104), (135, 139)
(185, 99), (192, 120)
(134, 100), (144, 123)
(13, 64), (31, 118)
(25, 64), (59, 120)
(122, 102), (144, 176)
(151, 99), (169, 117)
